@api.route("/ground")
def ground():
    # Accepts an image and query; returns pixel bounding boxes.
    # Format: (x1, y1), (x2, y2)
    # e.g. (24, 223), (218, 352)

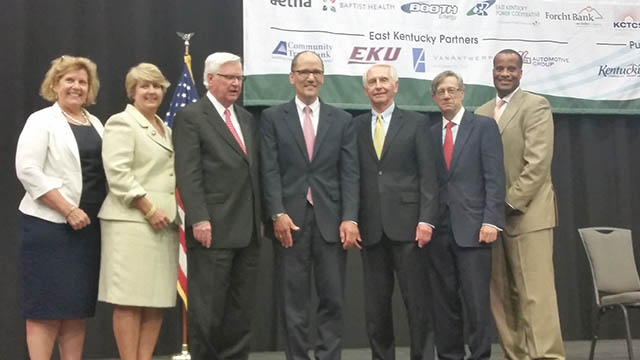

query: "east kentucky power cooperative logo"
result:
(272, 41), (333, 61)
(270, 0), (312, 7)
(322, 0), (336, 12)
(401, 2), (458, 19)
(466, 0), (495, 16)
(348, 47), (401, 64)
(613, 9), (640, 29)
(412, 48), (426, 73)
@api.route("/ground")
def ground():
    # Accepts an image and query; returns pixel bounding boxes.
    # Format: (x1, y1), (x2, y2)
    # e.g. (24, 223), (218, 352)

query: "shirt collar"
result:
(496, 86), (520, 104)
(372, 102), (395, 120)
(206, 91), (232, 116)
(295, 96), (320, 115)
(442, 107), (465, 129)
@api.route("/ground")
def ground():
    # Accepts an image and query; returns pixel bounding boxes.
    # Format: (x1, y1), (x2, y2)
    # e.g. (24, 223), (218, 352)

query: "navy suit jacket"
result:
(430, 110), (506, 247)
(260, 99), (359, 243)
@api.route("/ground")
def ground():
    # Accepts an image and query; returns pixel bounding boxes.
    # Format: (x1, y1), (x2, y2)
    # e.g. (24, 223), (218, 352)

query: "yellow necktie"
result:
(373, 114), (384, 159)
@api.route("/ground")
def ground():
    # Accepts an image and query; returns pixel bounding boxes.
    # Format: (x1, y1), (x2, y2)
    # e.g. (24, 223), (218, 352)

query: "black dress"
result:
(20, 123), (106, 319)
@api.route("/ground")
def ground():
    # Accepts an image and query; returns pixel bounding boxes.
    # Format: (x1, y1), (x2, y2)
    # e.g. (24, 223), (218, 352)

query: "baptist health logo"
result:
(412, 48), (426, 73)
(467, 0), (496, 16)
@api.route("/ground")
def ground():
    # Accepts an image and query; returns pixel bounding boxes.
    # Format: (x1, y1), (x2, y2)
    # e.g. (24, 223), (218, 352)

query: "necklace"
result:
(61, 109), (90, 126)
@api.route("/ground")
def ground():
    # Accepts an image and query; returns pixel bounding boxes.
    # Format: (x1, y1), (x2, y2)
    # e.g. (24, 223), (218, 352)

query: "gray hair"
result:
(202, 52), (242, 86)
(430, 70), (464, 96)
(362, 64), (398, 87)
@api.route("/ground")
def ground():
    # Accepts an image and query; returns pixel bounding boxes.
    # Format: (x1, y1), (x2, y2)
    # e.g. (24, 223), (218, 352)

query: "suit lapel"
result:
(497, 89), (522, 134)
(313, 101), (334, 162)
(449, 111), (475, 174)
(202, 99), (247, 160)
(380, 107), (404, 161)
(360, 111), (378, 162)
(126, 105), (173, 153)
(430, 121), (447, 174)
(235, 105), (253, 164)
(283, 100), (310, 162)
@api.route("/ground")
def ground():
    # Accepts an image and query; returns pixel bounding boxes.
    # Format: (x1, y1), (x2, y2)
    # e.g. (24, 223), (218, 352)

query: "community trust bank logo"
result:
(272, 41), (333, 61)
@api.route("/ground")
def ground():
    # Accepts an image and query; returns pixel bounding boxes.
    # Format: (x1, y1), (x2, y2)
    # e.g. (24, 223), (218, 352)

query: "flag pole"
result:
(171, 31), (194, 360)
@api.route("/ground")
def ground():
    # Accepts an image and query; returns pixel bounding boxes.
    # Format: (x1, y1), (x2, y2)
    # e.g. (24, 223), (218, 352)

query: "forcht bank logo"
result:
(466, 0), (496, 16)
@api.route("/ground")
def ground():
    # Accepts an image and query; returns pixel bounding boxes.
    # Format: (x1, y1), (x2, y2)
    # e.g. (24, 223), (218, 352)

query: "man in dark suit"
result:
(476, 49), (564, 360)
(260, 51), (359, 360)
(355, 64), (438, 360)
(429, 70), (505, 360)
(173, 52), (262, 360)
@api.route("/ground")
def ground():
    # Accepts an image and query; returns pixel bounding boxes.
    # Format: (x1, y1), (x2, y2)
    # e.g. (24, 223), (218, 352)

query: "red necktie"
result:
(224, 108), (247, 155)
(302, 106), (315, 204)
(443, 121), (454, 170)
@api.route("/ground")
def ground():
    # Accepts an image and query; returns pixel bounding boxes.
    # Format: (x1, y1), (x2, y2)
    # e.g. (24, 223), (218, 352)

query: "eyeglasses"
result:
(293, 69), (324, 77)
(216, 73), (245, 82)
(435, 87), (461, 97)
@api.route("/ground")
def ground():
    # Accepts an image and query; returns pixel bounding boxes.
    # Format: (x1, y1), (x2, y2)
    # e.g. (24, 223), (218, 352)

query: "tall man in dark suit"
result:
(476, 49), (564, 360)
(354, 64), (438, 360)
(173, 52), (262, 360)
(429, 70), (505, 360)
(260, 51), (359, 360)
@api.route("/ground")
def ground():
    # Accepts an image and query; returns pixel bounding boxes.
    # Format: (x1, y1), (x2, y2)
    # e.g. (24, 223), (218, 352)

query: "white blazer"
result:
(15, 102), (104, 223)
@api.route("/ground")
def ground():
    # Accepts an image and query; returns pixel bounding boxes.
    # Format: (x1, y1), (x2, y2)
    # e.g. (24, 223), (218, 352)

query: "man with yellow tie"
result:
(354, 63), (438, 360)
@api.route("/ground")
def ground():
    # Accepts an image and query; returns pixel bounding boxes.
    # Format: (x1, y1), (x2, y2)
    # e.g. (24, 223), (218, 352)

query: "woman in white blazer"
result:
(15, 55), (105, 360)
(98, 63), (179, 360)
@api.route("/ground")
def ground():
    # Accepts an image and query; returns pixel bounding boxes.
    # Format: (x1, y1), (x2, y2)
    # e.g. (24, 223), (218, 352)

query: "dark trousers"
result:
(187, 236), (260, 360)
(361, 234), (435, 360)
(427, 217), (492, 360)
(274, 203), (346, 360)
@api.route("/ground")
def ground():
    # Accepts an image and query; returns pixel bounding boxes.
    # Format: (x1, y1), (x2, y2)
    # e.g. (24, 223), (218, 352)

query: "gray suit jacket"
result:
(260, 99), (359, 243)
(173, 96), (261, 249)
(356, 107), (438, 244)
(431, 110), (505, 247)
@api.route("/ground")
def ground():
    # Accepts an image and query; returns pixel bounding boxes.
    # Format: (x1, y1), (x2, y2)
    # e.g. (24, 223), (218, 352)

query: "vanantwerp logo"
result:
(466, 0), (495, 16)
(412, 48), (426, 73)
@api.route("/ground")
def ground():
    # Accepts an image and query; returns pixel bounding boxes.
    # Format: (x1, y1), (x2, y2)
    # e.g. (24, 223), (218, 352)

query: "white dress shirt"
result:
(207, 91), (245, 147)
(441, 107), (465, 144)
(295, 96), (320, 133)
(370, 102), (394, 138)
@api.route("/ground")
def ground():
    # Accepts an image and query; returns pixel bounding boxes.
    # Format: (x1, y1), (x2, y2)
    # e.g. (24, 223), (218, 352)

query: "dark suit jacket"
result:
(356, 107), (438, 245)
(173, 96), (261, 249)
(430, 110), (505, 247)
(260, 99), (358, 243)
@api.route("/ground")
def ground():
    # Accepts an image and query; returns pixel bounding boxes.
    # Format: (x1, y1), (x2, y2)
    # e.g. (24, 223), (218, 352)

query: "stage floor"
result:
(98, 339), (639, 359)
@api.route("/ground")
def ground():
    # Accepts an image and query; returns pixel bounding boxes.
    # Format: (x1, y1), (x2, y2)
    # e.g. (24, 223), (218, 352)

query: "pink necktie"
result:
(494, 99), (506, 122)
(443, 121), (454, 170)
(224, 108), (246, 155)
(302, 106), (315, 204)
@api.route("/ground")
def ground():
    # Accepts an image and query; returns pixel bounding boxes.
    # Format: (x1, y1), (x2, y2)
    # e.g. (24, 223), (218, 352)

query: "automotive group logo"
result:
(401, 2), (458, 19)
(520, 50), (569, 67)
(545, 6), (603, 27)
(598, 63), (640, 78)
(466, 0), (495, 16)
(348, 47), (401, 64)
(270, 0), (311, 7)
(272, 41), (333, 61)
(412, 48), (426, 73)
(613, 9), (640, 29)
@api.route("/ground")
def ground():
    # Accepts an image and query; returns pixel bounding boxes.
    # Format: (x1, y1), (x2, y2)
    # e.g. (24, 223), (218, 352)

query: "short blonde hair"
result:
(125, 63), (170, 100)
(40, 55), (100, 105)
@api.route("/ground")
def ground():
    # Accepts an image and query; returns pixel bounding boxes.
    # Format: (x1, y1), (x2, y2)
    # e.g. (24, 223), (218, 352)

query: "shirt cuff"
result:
(419, 222), (435, 229)
(482, 223), (503, 231)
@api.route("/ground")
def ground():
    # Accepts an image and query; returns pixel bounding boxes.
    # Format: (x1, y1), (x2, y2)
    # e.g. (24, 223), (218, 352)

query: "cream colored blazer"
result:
(99, 104), (179, 224)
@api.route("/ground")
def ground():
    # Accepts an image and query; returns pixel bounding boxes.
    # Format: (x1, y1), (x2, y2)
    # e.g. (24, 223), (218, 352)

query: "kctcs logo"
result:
(466, 0), (495, 16)
(412, 48), (426, 73)
(401, 2), (457, 15)
(348, 47), (401, 64)
(270, 0), (311, 7)
(613, 11), (640, 29)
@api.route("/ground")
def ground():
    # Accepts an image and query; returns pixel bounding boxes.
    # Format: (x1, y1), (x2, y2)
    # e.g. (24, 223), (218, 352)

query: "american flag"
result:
(165, 59), (199, 309)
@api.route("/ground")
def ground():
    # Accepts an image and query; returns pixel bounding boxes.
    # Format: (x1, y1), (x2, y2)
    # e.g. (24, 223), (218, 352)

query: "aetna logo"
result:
(270, 0), (311, 7)
(348, 47), (401, 64)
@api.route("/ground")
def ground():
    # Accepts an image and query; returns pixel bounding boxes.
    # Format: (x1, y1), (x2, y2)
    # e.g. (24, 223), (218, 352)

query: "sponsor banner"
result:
(243, 0), (640, 113)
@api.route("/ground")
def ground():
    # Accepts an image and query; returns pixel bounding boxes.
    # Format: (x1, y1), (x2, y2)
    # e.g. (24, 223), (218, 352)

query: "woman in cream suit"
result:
(98, 63), (179, 360)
